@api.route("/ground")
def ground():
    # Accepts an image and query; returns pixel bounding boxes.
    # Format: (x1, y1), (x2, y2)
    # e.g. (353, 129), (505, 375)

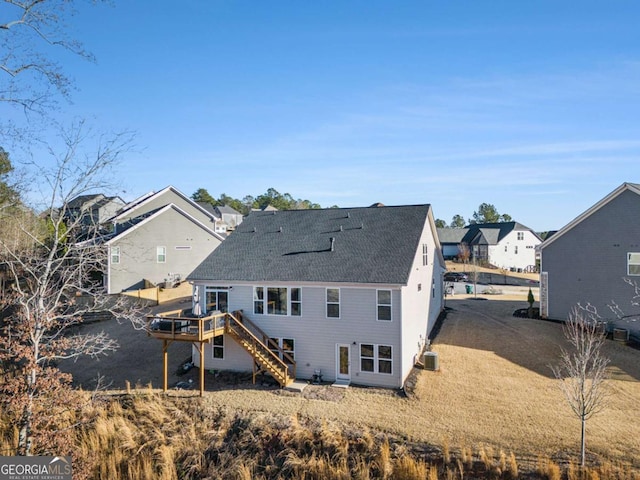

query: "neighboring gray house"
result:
(104, 186), (225, 293)
(539, 183), (640, 337)
(437, 222), (541, 272)
(187, 204), (446, 389)
(64, 193), (125, 235)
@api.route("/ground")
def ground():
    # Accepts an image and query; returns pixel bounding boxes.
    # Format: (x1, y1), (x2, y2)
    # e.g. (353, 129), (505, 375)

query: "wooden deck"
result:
(146, 308), (296, 396)
(147, 308), (226, 342)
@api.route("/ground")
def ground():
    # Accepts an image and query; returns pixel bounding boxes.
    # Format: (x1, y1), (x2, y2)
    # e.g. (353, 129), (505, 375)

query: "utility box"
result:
(423, 351), (439, 371)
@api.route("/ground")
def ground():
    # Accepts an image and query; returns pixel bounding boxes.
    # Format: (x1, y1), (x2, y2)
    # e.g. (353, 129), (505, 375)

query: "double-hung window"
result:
(326, 288), (340, 318)
(111, 246), (120, 264)
(377, 290), (392, 321)
(253, 287), (301, 316)
(156, 246), (166, 263)
(628, 253), (640, 276)
(360, 344), (393, 374)
(212, 335), (224, 359)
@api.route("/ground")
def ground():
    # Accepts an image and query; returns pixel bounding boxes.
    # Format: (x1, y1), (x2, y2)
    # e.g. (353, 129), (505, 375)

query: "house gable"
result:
(540, 182), (640, 324)
(114, 186), (219, 228)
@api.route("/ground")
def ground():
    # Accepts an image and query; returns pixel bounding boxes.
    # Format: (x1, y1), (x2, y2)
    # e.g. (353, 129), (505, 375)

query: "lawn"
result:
(61, 295), (640, 469)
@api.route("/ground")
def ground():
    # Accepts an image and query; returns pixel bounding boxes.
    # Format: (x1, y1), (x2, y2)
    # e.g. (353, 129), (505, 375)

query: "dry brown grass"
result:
(85, 297), (637, 473)
(4, 295), (640, 478)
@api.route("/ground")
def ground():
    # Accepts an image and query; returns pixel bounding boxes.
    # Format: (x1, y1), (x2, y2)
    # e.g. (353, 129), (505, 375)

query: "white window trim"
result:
(252, 286), (301, 316)
(326, 287), (340, 319)
(111, 246), (120, 264)
(376, 289), (392, 322)
(628, 252), (640, 276)
(359, 343), (393, 375)
(422, 243), (428, 266)
(156, 246), (166, 263)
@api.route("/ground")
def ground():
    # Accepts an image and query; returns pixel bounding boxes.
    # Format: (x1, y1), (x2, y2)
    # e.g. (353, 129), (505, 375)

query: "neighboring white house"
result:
(437, 222), (541, 272)
(539, 182), (640, 339)
(187, 204), (446, 389)
(103, 186), (225, 293)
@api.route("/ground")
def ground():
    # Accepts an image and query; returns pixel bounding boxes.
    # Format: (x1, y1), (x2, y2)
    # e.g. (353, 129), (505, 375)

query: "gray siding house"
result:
(187, 204), (446, 388)
(540, 183), (640, 337)
(104, 186), (224, 293)
(64, 193), (125, 235)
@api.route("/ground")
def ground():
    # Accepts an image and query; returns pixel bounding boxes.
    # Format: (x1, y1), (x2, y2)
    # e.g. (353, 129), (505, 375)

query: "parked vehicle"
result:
(444, 272), (469, 282)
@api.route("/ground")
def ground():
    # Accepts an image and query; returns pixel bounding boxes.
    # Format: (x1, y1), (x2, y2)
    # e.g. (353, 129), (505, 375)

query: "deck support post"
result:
(200, 342), (205, 397)
(162, 339), (169, 392)
(192, 342), (205, 397)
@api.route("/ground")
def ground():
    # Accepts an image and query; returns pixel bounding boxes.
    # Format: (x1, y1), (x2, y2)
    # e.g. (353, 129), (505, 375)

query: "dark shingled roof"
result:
(188, 204), (433, 285)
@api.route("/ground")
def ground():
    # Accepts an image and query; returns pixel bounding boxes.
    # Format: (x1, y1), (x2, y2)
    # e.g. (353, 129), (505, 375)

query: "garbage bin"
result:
(465, 284), (473, 294)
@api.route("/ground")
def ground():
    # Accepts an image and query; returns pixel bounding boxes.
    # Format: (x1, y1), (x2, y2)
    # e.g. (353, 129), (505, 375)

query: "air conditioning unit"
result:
(613, 328), (629, 342)
(423, 351), (439, 371)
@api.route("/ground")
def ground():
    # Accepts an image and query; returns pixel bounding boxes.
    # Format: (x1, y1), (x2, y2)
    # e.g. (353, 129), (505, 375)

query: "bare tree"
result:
(550, 305), (610, 467)
(1, 0), (107, 112)
(0, 122), (145, 457)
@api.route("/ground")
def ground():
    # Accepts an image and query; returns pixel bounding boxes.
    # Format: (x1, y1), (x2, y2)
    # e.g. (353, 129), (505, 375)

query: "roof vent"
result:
(339, 225), (343, 232)
(279, 226), (283, 233)
(346, 212), (350, 218)
(330, 237), (335, 252)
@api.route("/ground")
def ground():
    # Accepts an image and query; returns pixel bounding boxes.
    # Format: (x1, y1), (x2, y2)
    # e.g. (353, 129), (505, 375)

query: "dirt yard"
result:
(60, 296), (640, 467)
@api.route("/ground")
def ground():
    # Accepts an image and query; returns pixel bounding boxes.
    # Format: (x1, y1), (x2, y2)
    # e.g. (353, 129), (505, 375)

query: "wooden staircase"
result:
(225, 311), (295, 387)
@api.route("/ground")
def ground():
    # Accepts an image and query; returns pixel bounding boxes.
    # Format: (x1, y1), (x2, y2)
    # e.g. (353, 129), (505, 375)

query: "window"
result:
(156, 246), (166, 263)
(111, 246), (120, 264)
(269, 337), (295, 362)
(206, 288), (228, 313)
(326, 288), (340, 318)
(291, 288), (301, 316)
(268, 287), (288, 315)
(360, 344), (374, 372)
(254, 287), (264, 314)
(517, 232), (524, 240)
(422, 244), (428, 266)
(628, 253), (640, 276)
(505, 245), (508, 252)
(514, 246), (519, 255)
(377, 290), (392, 321)
(212, 335), (224, 359)
(360, 343), (392, 374)
(253, 287), (301, 316)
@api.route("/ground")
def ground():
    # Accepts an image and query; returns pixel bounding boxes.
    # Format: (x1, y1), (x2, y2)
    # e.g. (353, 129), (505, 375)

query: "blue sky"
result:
(12, 1), (640, 231)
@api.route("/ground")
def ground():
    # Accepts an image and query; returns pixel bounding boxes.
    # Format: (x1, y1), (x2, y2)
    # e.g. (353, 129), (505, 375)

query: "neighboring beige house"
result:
(104, 186), (225, 293)
(539, 182), (640, 339)
(186, 204), (446, 389)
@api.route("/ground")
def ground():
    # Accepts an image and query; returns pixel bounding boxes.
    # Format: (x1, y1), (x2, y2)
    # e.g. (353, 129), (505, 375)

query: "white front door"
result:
(336, 344), (351, 381)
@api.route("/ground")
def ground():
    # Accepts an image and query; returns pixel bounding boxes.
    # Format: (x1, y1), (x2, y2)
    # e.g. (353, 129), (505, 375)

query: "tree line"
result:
(191, 187), (334, 215)
(435, 203), (513, 228)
